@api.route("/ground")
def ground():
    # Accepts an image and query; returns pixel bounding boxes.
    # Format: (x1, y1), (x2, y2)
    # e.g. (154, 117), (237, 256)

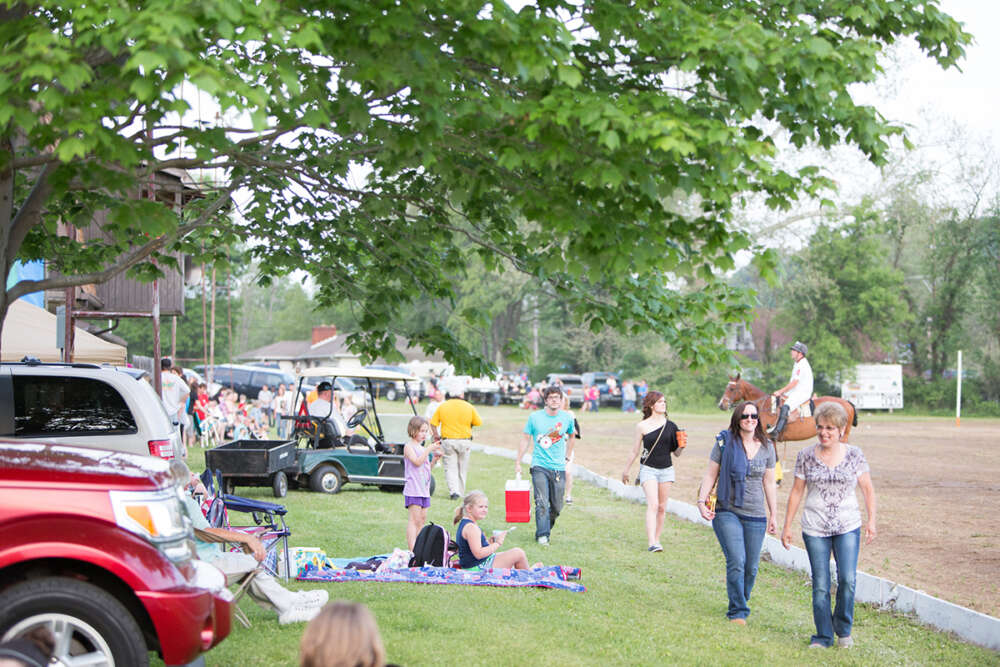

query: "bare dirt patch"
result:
(476, 409), (1000, 617)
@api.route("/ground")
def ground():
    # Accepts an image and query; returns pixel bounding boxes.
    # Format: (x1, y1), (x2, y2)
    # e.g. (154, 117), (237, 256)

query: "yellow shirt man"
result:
(430, 396), (483, 498)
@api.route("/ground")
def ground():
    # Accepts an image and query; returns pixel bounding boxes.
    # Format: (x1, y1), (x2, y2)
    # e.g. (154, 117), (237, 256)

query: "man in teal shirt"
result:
(516, 386), (575, 545)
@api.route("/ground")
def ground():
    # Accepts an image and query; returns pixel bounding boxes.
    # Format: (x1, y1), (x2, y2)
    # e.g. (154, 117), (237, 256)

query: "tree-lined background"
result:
(4, 0), (992, 413)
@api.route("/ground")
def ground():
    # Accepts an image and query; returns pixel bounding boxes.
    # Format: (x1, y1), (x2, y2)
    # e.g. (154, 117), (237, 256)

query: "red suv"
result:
(0, 442), (232, 665)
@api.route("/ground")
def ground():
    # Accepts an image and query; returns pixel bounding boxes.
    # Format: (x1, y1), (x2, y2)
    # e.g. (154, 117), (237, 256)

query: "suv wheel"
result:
(0, 577), (148, 667)
(309, 465), (343, 494)
(385, 387), (398, 401)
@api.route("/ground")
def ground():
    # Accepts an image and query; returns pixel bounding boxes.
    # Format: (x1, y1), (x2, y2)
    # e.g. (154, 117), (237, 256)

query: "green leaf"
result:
(557, 64), (582, 88)
(55, 137), (87, 161)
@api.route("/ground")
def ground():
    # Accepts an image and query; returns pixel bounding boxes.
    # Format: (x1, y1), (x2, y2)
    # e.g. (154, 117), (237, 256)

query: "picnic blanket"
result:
(298, 563), (586, 592)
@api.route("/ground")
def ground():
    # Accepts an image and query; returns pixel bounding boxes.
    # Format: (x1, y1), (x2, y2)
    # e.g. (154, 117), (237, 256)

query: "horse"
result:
(718, 373), (857, 443)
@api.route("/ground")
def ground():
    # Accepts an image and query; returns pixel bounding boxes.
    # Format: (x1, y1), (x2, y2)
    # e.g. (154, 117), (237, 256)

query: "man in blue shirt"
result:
(516, 386), (575, 545)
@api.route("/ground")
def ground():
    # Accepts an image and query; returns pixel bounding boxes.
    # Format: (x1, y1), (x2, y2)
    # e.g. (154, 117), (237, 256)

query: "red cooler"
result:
(505, 475), (531, 523)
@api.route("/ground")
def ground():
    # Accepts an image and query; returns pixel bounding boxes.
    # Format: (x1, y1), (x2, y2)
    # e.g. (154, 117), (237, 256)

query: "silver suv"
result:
(0, 360), (181, 459)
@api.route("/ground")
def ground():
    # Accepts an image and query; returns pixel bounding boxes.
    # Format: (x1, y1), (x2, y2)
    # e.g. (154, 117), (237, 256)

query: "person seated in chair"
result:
(769, 341), (814, 440)
(308, 381), (366, 449)
(182, 471), (328, 625)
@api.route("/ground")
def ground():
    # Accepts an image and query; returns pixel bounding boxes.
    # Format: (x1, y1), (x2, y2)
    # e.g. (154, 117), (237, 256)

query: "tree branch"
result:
(6, 161), (58, 268)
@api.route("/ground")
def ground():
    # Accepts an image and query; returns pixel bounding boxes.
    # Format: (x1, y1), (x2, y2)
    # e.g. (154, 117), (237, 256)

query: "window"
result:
(13, 376), (137, 436)
(213, 366), (251, 387)
(256, 372), (284, 389)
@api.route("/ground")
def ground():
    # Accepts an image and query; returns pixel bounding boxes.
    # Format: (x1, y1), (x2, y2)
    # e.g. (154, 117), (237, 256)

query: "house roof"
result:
(237, 335), (356, 363)
(237, 334), (446, 365)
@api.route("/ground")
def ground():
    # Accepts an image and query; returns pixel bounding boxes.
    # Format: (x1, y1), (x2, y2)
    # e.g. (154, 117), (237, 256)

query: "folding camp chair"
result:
(193, 527), (261, 628)
(200, 470), (292, 581)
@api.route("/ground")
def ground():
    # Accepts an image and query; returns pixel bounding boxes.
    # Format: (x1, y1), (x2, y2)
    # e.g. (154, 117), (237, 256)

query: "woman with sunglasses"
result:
(697, 401), (778, 625)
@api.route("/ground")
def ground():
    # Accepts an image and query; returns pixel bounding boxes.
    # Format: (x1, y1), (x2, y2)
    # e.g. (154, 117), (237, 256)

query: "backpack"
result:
(408, 522), (455, 567)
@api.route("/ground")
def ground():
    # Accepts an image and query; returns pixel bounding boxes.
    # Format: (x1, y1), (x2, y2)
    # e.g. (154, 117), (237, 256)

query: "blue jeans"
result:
(802, 528), (860, 646)
(712, 510), (767, 620)
(530, 466), (565, 539)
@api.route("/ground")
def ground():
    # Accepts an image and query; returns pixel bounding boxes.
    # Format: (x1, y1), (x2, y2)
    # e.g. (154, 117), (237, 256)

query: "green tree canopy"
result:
(1, 0), (970, 373)
(777, 215), (911, 386)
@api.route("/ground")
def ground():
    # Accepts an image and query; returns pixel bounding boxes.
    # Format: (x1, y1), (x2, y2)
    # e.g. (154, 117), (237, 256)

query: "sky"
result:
(883, 0), (999, 143)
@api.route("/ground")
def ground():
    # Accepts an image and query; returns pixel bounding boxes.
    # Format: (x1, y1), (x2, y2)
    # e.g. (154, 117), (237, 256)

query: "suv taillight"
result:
(148, 440), (174, 459)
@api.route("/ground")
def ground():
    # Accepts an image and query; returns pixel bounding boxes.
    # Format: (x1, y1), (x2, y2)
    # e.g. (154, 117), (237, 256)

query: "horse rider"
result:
(769, 341), (813, 439)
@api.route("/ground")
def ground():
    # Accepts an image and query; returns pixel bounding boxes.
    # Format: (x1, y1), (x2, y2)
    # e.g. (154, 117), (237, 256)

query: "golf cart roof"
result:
(298, 366), (419, 382)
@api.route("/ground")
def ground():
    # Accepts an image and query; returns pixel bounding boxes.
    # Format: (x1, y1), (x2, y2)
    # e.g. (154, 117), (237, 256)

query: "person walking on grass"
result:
(403, 416), (442, 551)
(782, 401), (877, 649)
(429, 390), (483, 500)
(516, 386), (575, 545)
(697, 401), (777, 625)
(621, 391), (685, 553)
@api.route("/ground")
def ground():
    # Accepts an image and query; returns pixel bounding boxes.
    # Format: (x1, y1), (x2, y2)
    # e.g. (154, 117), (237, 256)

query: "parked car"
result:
(465, 374), (502, 405)
(545, 373), (585, 408)
(364, 365), (421, 401)
(180, 367), (222, 398)
(0, 360), (181, 459)
(0, 441), (232, 665)
(582, 371), (623, 407)
(194, 363), (296, 400)
(434, 373), (501, 404)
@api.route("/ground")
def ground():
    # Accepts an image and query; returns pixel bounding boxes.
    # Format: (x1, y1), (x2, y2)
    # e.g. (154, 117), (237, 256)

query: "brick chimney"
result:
(311, 325), (337, 344)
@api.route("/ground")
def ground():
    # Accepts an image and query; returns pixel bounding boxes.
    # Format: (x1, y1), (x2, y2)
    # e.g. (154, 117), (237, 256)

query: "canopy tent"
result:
(2, 299), (127, 365)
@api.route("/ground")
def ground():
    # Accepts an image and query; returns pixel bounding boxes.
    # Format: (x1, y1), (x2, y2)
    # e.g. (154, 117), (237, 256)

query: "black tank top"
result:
(641, 421), (678, 469)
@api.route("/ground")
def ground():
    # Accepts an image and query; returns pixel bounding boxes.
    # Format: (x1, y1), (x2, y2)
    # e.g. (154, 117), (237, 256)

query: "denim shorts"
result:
(404, 496), (430, 508)
(638, 464), (676, 484)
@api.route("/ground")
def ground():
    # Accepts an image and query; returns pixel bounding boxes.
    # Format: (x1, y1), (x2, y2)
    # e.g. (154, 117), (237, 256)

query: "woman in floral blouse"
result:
(781, 401), (877, 649)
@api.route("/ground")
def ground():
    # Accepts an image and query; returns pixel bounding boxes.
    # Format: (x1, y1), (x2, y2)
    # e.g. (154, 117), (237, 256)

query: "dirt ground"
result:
(474, 409), (1000, 618)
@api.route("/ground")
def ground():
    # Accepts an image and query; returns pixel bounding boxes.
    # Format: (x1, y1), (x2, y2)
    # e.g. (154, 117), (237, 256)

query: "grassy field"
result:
(177, 434), (997, 667)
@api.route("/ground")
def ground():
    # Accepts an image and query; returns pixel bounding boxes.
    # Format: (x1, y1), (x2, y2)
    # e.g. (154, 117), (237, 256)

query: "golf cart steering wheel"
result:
(347, 409), (367, 429)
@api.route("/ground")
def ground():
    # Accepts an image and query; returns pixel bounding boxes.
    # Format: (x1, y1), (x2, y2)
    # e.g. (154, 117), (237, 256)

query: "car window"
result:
(214, 367), (251, 386)
(12, 376), (137, 436)
(255, 372), (284, 388)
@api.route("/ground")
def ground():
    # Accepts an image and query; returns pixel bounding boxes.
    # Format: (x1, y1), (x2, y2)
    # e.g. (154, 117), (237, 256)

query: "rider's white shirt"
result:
(786, 357), (814, 409)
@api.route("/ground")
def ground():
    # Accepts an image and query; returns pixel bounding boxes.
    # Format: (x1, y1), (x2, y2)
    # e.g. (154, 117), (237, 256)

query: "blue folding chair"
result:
(200, 470), (292, 581)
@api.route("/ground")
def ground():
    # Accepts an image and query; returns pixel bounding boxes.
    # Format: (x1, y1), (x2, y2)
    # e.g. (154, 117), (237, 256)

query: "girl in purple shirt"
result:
(404, 417), (442, 551)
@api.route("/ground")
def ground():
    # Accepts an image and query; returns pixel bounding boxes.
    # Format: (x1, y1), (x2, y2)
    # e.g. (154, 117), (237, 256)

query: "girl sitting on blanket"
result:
(454, 491), (540, 571)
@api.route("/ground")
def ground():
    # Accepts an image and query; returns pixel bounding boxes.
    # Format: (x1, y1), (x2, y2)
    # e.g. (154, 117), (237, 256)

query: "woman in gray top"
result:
(697, 401), (777, 625)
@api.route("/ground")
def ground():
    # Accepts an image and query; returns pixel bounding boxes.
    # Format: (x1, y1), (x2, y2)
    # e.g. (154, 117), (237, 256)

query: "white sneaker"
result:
(837, 636), (854, 648)
(537, 536), (549, 545)
(278, 604), (322, 625)
(296, 590), (328, 607)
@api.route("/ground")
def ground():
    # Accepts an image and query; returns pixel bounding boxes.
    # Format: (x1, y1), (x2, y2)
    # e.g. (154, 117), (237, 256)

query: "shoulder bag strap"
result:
(640, 422), (668, 464)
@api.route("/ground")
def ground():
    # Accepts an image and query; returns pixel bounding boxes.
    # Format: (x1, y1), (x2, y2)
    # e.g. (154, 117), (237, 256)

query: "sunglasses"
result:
(740, 413), (759, 420)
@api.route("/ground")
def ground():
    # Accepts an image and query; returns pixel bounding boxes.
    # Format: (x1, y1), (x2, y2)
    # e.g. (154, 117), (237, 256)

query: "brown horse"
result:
(718, 374), (857, 442)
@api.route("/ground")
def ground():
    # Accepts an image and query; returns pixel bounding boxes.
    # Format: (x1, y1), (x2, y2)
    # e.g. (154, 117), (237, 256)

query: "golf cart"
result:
(206, 367), (433, 496)
(289, 367), (432, 494)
